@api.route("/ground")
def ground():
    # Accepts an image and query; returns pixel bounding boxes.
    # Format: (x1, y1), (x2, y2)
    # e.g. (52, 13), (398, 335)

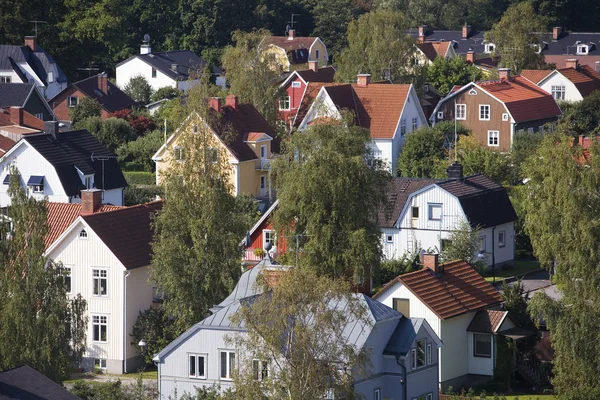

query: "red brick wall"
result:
(51, 87), (111, 121)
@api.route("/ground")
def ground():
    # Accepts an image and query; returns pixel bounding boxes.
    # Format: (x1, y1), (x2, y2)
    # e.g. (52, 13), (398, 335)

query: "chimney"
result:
(462, 24), (471, 39)
(208, 97), (221, 111)
(418, 25), (427, 37)
(225, 94), (238, 110)
(9, 107), (23, 126)
(44, 121), (59, 140)
(81, 189), (103, 214)
(24, 36), (36, 51)
(140, 44), (151, 54)
(288, 29), (295, 40)
(446, 161), (463, 180)
(466, 50), (475, 64)
(498, 68), (511, 81)
(565, 58), (578, 70)
(308, 60), (318, 72)
(171, 63), (179, 73)
(356, 73), (371, 87)
(423, 254), (442, 274)
(552, 26), (562, 41)
(97, 73), (108, 94)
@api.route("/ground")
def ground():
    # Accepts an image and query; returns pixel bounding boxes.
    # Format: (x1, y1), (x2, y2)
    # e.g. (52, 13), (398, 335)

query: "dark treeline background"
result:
(1, 0), (597, 81)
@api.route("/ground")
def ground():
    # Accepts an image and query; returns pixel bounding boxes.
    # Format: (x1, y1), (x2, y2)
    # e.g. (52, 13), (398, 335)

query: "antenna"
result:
(143, 33), (151, 43)
(288, 14), (300, 29)
(78, 62), (99, 77)
(91, 153), (117, 201)
(29, 20), (47, 37)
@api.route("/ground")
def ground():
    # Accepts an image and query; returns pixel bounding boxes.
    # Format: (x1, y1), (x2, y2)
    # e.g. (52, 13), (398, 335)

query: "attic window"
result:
(468, 89), (478, 95)
(193, 125), (198, 134)
(27, 175), (44, 194)
(292, 82), (301, 88)
(0, 76), (11, 83)
(79, 229), (88, 239)
(484, 43), (495, 54)
(577, 44), (589, 55)
(48, 71), (54, 83)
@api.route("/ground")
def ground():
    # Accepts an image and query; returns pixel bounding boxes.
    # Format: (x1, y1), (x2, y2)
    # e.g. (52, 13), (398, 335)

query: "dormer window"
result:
(484, 43), (495, 54)
(530, 44), (541, 54)
(577, 44), (589, 55)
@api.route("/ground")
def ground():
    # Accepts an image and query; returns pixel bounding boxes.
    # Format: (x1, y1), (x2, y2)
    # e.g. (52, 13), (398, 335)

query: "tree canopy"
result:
(426, 56), (482, 95)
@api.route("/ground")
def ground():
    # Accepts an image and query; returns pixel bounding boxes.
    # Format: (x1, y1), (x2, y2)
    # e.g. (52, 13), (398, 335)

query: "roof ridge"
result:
(82, 200), (162, 219)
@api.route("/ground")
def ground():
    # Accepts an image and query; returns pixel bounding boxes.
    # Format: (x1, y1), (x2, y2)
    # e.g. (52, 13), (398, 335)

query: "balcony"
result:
(256, 158), (272, 171)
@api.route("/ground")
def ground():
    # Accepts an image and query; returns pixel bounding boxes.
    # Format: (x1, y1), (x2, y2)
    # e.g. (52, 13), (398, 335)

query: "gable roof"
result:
(23, 130), (127, 196)
(467, 309), (509, 333)
(374, 260), (502, 319)
(0, 83), (35, 108)
(293, 82), (336, 128)
(378, 178), (438, 228)
(556, 65), (600, 97)
(81, 201), (163, 269)
(295, 66), (336, 83)
(0, 365), (80, 400)
(520, 69), (553, 85)
(0, 44), (67, 86)
(416, 41), (450, 62)
(118, 50), (221, 81)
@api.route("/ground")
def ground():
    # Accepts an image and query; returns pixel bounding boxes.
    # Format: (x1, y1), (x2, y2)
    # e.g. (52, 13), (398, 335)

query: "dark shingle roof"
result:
(0, 83), (34, 107)
(0, 365), (80, 400)
(378, 178), (439, 228)
(296, 66), (336, 83)
(24, 130), (127, 196)
(467, 309), (508, 333)
(71, 74), (136, 113)
(119, 50), (221, 81)
(0, 44), (67, 85)
(82, 201), (163, 269)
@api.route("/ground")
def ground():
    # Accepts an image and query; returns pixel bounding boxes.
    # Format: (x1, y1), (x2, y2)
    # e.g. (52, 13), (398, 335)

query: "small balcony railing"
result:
(256, 158), (272, 171)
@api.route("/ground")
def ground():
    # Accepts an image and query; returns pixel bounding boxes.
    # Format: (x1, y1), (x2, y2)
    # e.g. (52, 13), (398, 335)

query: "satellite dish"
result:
(419, 249), (427, 263)
(143, 33), (151, 43)
(285, 24), (291, 34)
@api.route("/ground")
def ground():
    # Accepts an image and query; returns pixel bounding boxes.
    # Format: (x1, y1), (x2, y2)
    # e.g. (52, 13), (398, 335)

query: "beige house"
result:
(152, 95), (278, 198)
(262, 29), (329, 72)
(415, 41), (457, 66)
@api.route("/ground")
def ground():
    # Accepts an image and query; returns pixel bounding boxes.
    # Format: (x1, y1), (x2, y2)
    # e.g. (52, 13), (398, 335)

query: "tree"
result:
(124, 75), (153, 105)
(311, 0), (365, 58)
(558, 90), (600, 137)
(76, 117), (136, 153)
(131, 306), (178, 365)
(441, 219), (487, 271)
(335, 10), (416, 83)
(485, 2), (547, 73)
(117, 128), (164, 171)
(272, 121), (391, 281)
(0, 169), (87, 382)
(229, 267), (370, 399)
(70, 97), (102, 124)
(456, 135), (512, 184)
(151, 86), (180, 102)
(426, 56), (482, 94)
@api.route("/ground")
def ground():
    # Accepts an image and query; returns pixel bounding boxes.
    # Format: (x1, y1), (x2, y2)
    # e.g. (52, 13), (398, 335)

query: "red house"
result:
(243, 200), (287, 265)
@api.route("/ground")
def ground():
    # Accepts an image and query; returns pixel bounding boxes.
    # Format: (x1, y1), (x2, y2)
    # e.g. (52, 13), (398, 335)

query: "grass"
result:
(64, 368), (157, 384)
(483, 260), (541, 283)
(484, 396), (556, 400)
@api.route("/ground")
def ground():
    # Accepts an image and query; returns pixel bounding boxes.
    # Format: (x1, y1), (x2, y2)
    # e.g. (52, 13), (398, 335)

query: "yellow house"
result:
(262, 29), (329, 72)
(414, 41), (457, 66)
(152, 95), (279, 198)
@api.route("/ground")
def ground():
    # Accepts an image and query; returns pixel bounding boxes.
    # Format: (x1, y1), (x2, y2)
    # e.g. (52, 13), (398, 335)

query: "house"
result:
(50, 73), (136, 121)
(116, 42), (224, 92)
(415, 41), (457, 66)
(152, 95), (279, 199)
(464, 51), (501, 76)
(521, 58), (600, 101)
(373, 254), (521, 390)
(277, 61), (336, 129)
(241, 200), (286, 265)
(0, 107), (45, 153)
(298, 74), (429, 174)
(0, 124), (127, 207)
(0, 36), (68, 99)
(431, 68), (562, 151)
(420, 83), (444, 119)
(262, 29), (329, 72)
(379, 166), (517, 268)
(0, 365), (81, 399)
(153, 258), (443, 400)
(44, 192), (163, 374)
(0, 83), (55, 121)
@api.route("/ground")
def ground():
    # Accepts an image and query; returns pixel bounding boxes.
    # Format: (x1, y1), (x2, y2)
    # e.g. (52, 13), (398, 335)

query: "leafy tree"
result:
(272, 121), (391, 281)
(375, 251), (421, 287)
(117, 128), (164, 171)
(485, 2), (547, 73)
(131, 307), (178, 364)
(311, 0), (365, 58)
(0, 170), (87, 382)
(508, 129), (545, 185)
(452, 135), (512, 184)
(442, 219), (487, 271)
(124, 75), (153, 105)
(76, 117), (136, 153)
(426, 56), (482, 94)
(70, 97), (102, 124)
(558, 90), (600, 136)
(123, 186), (163, 206)
(151, 86), (180, 102)
(335, 10), (416, 83)
(229, 267), (370, 400)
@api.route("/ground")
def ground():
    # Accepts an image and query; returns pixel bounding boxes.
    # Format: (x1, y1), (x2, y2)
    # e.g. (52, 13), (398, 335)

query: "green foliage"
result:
(375, 252), (420, 286)
(70, 97), (102, 124)
(501, 280), (538, 354)
(124, 75), (153, 106)
(494, 336), (514, 390)
(131, 306), (178, 364)
(76, 117), (136, 153)
(123, 186), (162, 206)
(151, 86), (180, 103)
(509, 130), (545, 185)
(71, 376), (157, 400)
(123, 171), (154, 186)
(508, 186), (533, 258)
(311, 0), (365, 57)
(558, 91), (600, 136)
(426, 56), (483, 94)
(272, 122), (391, 281)
(117, 129), (164, 172)
(442, 219), (487, 270)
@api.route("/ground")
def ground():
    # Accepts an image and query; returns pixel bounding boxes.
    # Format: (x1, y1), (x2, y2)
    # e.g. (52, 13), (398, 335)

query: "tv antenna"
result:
(91, 153), (117, 200)
(78, 62), (100, 77)
(29, 20), (47, 37)
(288, 14), (300, 29)
(143, 33), (151, 44)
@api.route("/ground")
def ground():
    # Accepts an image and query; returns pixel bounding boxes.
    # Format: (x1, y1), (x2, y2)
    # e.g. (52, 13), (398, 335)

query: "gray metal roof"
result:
(384, 318), (424, 356)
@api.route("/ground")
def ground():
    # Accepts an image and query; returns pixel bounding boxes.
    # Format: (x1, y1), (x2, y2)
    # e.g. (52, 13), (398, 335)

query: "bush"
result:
(76, 117), (135, 153)
(375, 252), (420, 287)
(151, 86), (180, 102)
(124, 186), (162, 206)
(131, 306), (179, 365)
(123, 171), (154, 186)
(112, 108), (156, 137)
(70, 97), (102, 124)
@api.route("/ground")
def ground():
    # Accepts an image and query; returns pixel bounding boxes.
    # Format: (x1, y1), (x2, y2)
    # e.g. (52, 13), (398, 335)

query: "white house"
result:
(45, 192), (163, 374)
(373, 254), (522, 390)
(154, 258), (443, 400)
(298, 74), (428, 174)
(379, 164), (517, 268)
(0, 124), (127, 207)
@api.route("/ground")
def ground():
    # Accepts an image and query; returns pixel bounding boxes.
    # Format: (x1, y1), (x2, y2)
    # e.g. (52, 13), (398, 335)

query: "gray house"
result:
(154, 259), (442, 400)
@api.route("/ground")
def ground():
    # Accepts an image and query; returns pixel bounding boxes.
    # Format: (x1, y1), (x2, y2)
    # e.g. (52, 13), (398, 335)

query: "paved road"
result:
(494, 269), (562, 301)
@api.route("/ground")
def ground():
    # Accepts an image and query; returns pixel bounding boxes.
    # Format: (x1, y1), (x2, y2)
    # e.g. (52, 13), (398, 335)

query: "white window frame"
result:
(484, 43), (495, 53)
(173, 146), (185, 162)
(455, 104), (466, 120)
(263, 229), (274, 249)
(316, 49), (320, 60)
(479, 104), (490, 121)
(487, 130), (499, 147)
(278, 96), (291, 111)
(411, 117), (418, 131)
(260, 145), (267, 159)
(220, 350), (236, 380)
(65, 267), (72, 294)
(412, 395), (433, 400)
(92, 269), (108, 296)
(479, 235), (486, 252)
(551, 85), (565, 101)
(260, 175), (266, 189)
(498, 230), (506, 248)
(205, 147), (218, 163)
(502, 113), (509, 121)
(410, 348), (417, 370)
(528, 127), (534, 134)
(400, 119), (406, 136)
(84, 176), (93, 189)
(188, 354), (207, 379)
(252, 359), (269, 381)
(35, 113), (44, 120)
(94, 358), (107, 370)
(92, 315), (108, 343)
(474, 333), (492, 357)
(47, 71), (54, 83)
(426, 343), (432, 365)
(577, 44), (589, 55)
(437, 111), (444, 119)
(386, 234), (394, 243)
(291, 81), (301, 88)
(428, 204), (442, 221)
(31, 184), (44, 194)
(374, 388), (381, 400)
(416, 339), (426, 368)
(0, 76), (11, 83)
(68, 96), (78, 108)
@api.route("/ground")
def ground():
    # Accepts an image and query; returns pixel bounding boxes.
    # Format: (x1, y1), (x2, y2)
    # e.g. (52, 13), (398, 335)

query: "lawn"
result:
(483, 260), (541, 283)
(484, 396), (556, 400)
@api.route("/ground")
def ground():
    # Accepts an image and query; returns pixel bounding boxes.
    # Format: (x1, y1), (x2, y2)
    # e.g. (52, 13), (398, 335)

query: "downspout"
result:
(396, 355), (408, 400)
(492, 226), (496, 278)
(123, 270), (130, 373)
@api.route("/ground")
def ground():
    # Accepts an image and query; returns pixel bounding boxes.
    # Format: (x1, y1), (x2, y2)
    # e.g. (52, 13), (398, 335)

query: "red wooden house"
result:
(242, 200), (287, 265)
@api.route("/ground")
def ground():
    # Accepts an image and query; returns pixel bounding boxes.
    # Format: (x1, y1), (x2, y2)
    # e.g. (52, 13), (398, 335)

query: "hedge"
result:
(123, 171), (154, 186)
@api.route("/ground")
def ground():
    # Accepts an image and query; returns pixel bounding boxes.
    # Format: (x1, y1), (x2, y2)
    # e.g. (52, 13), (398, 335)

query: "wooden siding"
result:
(439, 313), (474, 382)
(243, 219), (287, 264)
(279, 76), (306, 125)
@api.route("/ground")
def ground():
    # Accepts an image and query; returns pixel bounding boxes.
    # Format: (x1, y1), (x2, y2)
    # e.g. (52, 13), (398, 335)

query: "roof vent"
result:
(171, 63), (178, 72)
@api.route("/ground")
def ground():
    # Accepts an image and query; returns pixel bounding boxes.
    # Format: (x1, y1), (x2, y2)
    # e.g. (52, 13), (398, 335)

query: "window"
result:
(79, 229), (87, 239)
(413, 394), (433, 400)
(278, 96), (290, 110)
(205, 147), (218, 163)
(479, 235), (486, 252)
(93, 269), (107, 296)
(84, 176), (93, 189)
(0, 76), (11, 83)
(498, 230), (506, 247)
(35, 113), (43, 120)
(193, 125), (198, 134)
(220, 350), (235, 379)
(479, 104), (490, 120)
(411, 206), (419, 218)
(527, 127), (534, 134)
(455, 104), (466, 120)
(316, 50), (320, 60)
(31, 184), (44, 193)
(488, 130), (499, 147)
(437, 111), (444, 119)
(252, 359), (269, 381)
(400, 119), (406, 136)
(260, 175), (266, 189)
(68, 96), (78, 108)
(65, 267), (71, 293)
(392, 298), (410, 317)
(484, 43), (495, 53)
(260, 145), (267, 158)
(474, 333), (492, 357)
(577, 44), (589, 55)
(426, 343), (432, 365)
(152, 68), (157, 78)
(411, 348), (417, 369)
(374, 388), (381, 400)
(386, 234), (393, 243)
(94, 359), (107, 370)
(428, 204), (442, 220)
(92, 315), (107, 342)
(502, 113), (509, 121)
(468, 88), (478, 95)
(551, 85), (565, 100)
(411, 117), (418, 131)
(47, 71), (54, 83)
(416, 339), (426, 368)
(263, 230), (274, 249)
(291, 81), (301, 88)
(538, 126), (544, 133)
(174, 146), (185, 161)
(189, 354), (206, 378)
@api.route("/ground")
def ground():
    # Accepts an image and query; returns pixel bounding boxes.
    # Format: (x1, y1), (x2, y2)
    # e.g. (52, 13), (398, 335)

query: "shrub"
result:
(116, 129), (164, 172)
(124, 186), (162, 206)
(70, 97), (102, 124)
(123, 75), (153, 105)
(123, 171), (154, 186)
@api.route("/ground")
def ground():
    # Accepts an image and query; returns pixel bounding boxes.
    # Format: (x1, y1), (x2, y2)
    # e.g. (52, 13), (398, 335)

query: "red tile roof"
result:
(416, 41), (451, 61)
(467, 309), (508, 333)
(520, 69), (553, 84)
(558, 65), (600, 97)
(374, 260), (502, 320)
(0, 135), (15, 155)
(293, 82), (338, 127)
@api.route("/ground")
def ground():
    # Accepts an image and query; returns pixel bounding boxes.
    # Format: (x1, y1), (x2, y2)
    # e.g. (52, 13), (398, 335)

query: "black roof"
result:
(70, 74), (136, 113)
(378, 178), (438, 228)
(118, 50), (221, 81)
(0, 45), (67, 85)
(0, 83), (34, 108)
(25, 130), (127, 196)
(0, 365), (80, 400)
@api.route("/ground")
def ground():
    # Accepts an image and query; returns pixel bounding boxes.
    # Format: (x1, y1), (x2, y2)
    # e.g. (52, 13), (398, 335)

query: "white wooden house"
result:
(154, 258), (443, 400)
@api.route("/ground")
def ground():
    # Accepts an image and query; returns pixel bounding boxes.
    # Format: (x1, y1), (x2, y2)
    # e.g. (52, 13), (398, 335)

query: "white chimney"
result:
(140, 44), (151, 54)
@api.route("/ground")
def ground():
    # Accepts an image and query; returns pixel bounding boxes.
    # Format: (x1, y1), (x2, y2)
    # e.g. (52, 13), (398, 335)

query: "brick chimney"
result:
(498, 68), (511, 81)
(462, 24), (471, 39)
(288, 29), (295, 40)
(552, 26), (562, 41)
(423, 254), (442, 274)
(565, 58), (578, 70)
(308, 60), (318, 72)
(208, 97), (221, 111)
(9, 107), (23, 126)
(97, 73), (108, 94)
(418, 25), (427, 43)
(24, 36), (36, 50)
(356, 74), (371, 87)
(225, 94), (238, 110)
(140, 44), (151, 54)
(466, 50), (475, 64)
(446, 161), (463, 180)
(81, 189), (103, 214)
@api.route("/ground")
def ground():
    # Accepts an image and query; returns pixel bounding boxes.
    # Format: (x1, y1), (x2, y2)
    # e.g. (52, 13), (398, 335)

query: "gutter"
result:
(123, 270), (130, 373)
